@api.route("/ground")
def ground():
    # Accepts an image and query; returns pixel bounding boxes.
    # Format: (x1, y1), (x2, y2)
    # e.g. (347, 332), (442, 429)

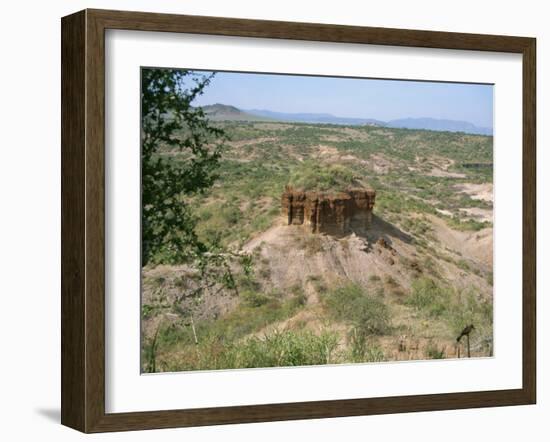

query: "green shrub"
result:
(222, 205), (241, 225)
(456, 259), (471, 272)
(405, 277), (451, 318)
(141, 304), (155, 319)
(241, 290), (271, 307)
(323, 283), (390, 335)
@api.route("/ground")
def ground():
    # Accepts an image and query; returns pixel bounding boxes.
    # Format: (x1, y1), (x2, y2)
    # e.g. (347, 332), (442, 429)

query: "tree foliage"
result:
(141, 68), (227, 265)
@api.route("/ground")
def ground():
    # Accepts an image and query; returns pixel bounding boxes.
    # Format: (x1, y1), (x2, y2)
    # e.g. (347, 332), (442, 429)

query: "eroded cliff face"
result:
(281, 186), (376, 234)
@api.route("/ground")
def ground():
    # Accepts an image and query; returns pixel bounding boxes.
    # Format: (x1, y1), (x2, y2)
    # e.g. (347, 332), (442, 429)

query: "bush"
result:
(405, 277), (451, 318)
(456, 259), (471, 272)
(323, 283), (390, 335)
(240, 290), (271, 307)
(141, 304), (155, 319)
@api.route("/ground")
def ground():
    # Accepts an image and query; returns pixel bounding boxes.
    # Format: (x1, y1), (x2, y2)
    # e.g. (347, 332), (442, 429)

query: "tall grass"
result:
(348, 327), (386, 363)
(159, 329), (340, 371)
(148, 288), (309, 371)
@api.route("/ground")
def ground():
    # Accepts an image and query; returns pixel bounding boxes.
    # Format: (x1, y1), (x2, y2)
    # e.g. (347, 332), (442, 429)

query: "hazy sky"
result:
(188, 70), (493, 129)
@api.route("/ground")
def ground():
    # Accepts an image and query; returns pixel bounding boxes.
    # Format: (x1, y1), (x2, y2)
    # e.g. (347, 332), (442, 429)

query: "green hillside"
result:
(144, 120), (494, 372)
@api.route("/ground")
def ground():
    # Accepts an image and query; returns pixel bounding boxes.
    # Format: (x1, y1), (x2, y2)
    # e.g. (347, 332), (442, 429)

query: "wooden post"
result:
(466, 334), (471, 358)
(288, 194), (293, 225)
(147, 322), (161, 373)
(190, 316), (199, 345)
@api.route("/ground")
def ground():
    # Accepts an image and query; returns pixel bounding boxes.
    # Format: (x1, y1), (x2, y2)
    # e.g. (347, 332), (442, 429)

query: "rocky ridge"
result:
(281, 186), (376, 235)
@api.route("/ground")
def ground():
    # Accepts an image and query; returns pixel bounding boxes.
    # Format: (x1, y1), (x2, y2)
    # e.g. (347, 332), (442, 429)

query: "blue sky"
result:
(189, 70), (493, 129)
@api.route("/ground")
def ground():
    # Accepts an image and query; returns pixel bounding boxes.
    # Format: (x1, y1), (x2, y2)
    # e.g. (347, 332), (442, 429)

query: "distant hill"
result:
(245, 109), (385, 126)
(200, 103), (492, 135)
(387, 118), (492, 136)
(201, 104), (273, 122)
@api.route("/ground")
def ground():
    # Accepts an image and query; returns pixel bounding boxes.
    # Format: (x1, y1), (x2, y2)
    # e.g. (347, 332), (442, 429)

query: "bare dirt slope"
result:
(243, 215), (492, 303)
(142, 210), (493, 363)
(237, 213), (493, 359)
(427, 214), (493, 271)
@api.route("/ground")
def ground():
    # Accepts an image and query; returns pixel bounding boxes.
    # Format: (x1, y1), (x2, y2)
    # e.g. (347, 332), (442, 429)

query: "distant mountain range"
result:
(245, 108), (386, 126)
(201, 104), (493, 136)
(386, 118), (492, 136)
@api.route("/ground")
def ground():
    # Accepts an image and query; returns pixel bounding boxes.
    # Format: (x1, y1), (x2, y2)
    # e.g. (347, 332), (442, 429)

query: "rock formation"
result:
(281, 186), (376, 234)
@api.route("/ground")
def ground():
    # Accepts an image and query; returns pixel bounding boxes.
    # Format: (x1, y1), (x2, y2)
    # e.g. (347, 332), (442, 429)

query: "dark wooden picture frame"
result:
(61, 8), (536, 433)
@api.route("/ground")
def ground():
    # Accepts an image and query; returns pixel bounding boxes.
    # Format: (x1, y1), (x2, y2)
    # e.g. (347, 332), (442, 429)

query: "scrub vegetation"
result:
(140, 69), (493, 373)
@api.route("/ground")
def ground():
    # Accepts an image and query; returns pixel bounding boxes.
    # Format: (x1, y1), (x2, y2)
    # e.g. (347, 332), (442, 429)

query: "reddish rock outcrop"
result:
(281, 186), (376, 234)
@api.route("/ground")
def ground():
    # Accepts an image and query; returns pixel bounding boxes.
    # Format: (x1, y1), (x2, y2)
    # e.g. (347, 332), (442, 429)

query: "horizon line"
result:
(200, 102), (494, 132)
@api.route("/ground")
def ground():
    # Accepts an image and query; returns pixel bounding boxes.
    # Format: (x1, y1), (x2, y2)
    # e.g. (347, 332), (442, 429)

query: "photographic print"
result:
(140, 68), (494, 373)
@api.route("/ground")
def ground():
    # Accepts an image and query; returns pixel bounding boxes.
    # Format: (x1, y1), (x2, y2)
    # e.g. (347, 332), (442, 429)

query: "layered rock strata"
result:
(281, 186), (376, 234)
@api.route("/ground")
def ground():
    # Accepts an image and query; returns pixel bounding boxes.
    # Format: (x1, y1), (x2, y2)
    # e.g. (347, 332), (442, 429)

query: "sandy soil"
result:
(459, 207), (493, 223)
(436, 208), (453, 217)
(315, 144), (368, 166)
(428, 168), (466, 178)
(244, 213), (492, 299)
(369, 153), (394, 174)
(427, 214), (493, 269)
(243, 220), (413, 293)
(454, 183), (493, 202)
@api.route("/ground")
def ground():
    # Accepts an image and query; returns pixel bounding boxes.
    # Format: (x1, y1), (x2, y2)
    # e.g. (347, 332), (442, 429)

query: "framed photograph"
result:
(61, 9), (536, 433)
